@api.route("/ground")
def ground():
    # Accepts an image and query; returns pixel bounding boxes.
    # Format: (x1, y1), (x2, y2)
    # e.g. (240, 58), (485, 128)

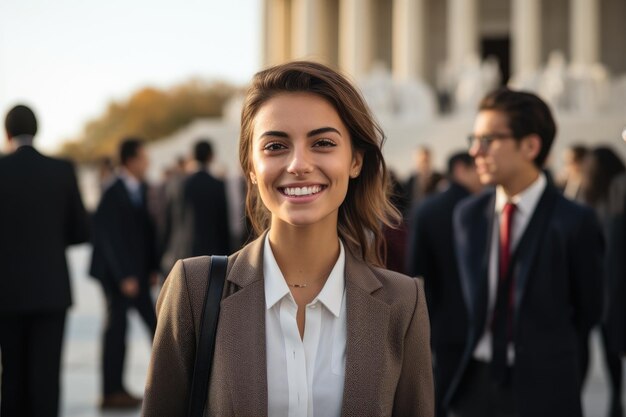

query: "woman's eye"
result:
(263, 142), (286, 151)
(314, 139), (336, 148)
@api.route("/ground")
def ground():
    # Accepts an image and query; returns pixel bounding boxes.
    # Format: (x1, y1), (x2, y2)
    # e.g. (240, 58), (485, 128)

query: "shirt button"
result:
(308, 305), (317, 309)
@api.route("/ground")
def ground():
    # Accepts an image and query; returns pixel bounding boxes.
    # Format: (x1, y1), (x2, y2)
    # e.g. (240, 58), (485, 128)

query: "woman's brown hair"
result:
(239, 61), (400, 266)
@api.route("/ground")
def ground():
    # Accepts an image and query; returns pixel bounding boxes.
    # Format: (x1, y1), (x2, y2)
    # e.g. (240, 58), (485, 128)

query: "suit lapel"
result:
(341, 249), (391, 415)
(510, 185), (559, 318)
(112, 178), (136, 211)
(218, 234), (268, 416)
(457, 193), (494, 331)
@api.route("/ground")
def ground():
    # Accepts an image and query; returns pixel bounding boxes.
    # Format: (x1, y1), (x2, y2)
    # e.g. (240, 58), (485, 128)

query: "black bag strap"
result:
(188, 255), (228, 417)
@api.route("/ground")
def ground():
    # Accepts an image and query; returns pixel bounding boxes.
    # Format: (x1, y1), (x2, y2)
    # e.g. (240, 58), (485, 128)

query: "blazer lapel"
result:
(510, 185), (558, 320)
(341, 249), (392, 415)
(217, 234), (268, 416)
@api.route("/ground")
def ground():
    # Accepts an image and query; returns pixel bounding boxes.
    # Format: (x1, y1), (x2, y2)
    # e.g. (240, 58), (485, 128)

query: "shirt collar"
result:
(263, 234), (346, 317)
(119, 168), (142, 193)
(495, 172), (547, 215)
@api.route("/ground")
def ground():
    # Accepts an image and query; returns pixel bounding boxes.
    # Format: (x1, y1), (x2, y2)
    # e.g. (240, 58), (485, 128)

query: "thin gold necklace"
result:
(288, 278), (328, 288)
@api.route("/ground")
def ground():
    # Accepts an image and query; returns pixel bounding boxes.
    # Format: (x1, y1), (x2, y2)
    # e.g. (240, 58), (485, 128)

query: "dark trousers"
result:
(0, 311), (66, 417)
(101, 282), (156, 395)
(433, 347), (465, 417)
(450, 359), (517, 417)
(599, 325), (624, 415)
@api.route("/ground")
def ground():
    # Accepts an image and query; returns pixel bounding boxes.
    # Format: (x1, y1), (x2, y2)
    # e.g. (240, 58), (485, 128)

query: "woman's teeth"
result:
(282, 185), (323, 196)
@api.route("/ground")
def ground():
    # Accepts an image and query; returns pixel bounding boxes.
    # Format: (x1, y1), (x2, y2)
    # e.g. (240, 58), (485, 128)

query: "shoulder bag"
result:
(187, 255), (228, 417)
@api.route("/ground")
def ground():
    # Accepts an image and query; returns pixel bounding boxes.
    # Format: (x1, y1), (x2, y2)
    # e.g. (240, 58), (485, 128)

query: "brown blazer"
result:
(143, 233), (434, 417)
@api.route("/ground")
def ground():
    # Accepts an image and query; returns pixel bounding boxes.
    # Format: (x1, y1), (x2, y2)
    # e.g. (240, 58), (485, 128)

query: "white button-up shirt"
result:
(473, 173), (547, 364)
(264, 235), (347, 417)
(119, 170), (142, 205)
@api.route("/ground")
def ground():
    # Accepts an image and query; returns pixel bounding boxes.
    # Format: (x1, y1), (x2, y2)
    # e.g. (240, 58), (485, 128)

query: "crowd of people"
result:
(0, 60), (625, 417)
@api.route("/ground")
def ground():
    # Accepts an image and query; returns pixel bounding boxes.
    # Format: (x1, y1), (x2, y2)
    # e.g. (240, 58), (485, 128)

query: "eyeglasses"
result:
(467, 133), (515, 151)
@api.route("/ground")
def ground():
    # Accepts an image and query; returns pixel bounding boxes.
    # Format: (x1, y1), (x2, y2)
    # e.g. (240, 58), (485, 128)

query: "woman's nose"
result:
(286, 147), (313, 177)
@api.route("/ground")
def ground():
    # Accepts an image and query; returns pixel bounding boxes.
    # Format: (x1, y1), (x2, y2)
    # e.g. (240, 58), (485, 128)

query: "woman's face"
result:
(249, 92), (363, 230)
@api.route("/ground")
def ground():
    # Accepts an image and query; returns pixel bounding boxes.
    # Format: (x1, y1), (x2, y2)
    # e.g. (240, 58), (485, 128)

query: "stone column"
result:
(291, 0), (317, 58)
(339, 0), (373, 79)
(511, 0), (541, 78)
(392, 0), (426, 81)
(446, 0), (478, 71)
(570, 0), (600, 67)
(263, 0), (292, 67)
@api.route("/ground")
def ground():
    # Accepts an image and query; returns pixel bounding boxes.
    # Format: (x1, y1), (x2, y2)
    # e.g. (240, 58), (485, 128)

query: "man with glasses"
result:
(446, 88), (604, 417)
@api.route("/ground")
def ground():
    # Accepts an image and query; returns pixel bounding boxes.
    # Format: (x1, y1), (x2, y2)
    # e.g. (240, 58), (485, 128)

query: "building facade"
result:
(262, 0), (626, 87)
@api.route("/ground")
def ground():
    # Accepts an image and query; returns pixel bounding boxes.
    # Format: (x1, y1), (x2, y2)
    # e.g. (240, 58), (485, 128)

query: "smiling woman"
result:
(143, 61), (434, 417)
(248, 91), (363, 246)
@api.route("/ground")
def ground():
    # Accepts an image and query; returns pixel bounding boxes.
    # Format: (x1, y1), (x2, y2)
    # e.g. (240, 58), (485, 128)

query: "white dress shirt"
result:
(264, 235), (347, 417)
(119, 170), (142, 205)
(473, 173), (547, 364)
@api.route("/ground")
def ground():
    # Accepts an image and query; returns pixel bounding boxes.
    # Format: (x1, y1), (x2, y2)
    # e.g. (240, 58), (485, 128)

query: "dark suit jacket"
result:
(592, 173), (626, 353)
(183, 170), (231, 256)
(448, 184), (604, 417)
(143, 232), (434, 416)
(0, 146), (89, 313)
(407, 182), (470, 348)
(90, 178), (158, 285)
(407, 182), (470, 416)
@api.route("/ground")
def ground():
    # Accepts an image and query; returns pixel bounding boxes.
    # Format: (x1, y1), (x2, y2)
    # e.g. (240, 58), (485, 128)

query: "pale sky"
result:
(0, 0), (262, 152)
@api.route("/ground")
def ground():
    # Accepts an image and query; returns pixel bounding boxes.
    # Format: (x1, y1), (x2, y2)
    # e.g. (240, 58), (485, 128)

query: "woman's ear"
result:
(249, 171), (257, 185)
(350, 151), (364, 178)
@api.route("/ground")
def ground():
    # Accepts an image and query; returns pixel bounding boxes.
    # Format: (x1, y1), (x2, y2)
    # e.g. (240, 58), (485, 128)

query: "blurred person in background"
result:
(580, 146), (626, 417)
(97, 156), (116, 192)
(160, 155), (191, 272)
(382, 169), (410, 274)
(0, 104), (89, 417)
(558, 144), (588, 201)
(181, 139), (231, 258)
(407, 151), (482, 417)
(449, 88), (603, 417)
(404, 145), (445, 213)
(89, 138), (160, 410)
(148, 166), (175, 259)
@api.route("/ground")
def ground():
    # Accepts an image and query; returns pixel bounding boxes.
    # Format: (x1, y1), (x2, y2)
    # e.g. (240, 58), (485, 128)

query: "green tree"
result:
(59, 79), (238, 163)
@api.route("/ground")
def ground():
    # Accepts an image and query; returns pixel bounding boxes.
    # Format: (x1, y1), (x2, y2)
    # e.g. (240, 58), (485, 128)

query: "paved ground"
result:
(62, 244), (151, 417)
(59, 244), (620, 416)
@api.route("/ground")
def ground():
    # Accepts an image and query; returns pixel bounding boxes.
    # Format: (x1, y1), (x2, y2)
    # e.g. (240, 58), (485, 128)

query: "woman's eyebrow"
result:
(260, 130), (289, 138)
(307, 127), (341, 137)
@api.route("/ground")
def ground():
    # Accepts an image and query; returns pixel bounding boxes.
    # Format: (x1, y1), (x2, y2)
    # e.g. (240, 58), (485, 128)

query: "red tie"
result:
(499, 203), (516, 282)
(491, 202), (516, 383)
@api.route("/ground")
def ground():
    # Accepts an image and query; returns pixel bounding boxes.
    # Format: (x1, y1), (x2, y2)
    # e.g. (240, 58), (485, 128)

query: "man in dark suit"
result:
(182, 139), (231, 257)
(0, 104), (89, 417)
(90, 138), (159, 409)
(447, 88), (604, 417)
(407, 152), (481, 417)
